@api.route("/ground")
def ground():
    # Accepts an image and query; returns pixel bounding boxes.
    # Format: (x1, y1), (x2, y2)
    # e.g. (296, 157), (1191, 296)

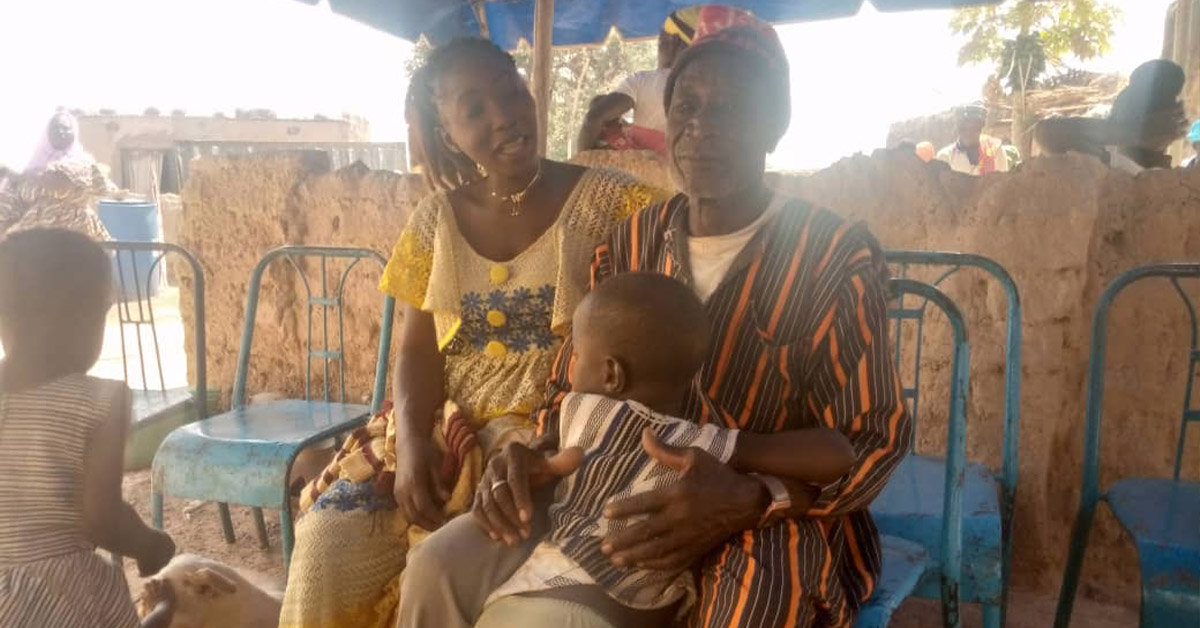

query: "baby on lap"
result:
(474, 273), (857, 628)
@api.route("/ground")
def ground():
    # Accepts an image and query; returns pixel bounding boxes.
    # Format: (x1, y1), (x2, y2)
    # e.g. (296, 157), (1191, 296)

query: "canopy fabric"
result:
(302, 0), (1004, 49)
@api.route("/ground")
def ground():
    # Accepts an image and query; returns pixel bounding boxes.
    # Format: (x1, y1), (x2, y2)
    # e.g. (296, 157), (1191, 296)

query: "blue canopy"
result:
(301, 0), (1004, 49)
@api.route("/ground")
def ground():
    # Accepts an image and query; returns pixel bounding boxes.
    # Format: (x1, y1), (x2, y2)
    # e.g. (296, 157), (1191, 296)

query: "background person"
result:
(936, 103), (1010, 175)
(575, 5), (754, 155)
(1036, 59), (1187, 174)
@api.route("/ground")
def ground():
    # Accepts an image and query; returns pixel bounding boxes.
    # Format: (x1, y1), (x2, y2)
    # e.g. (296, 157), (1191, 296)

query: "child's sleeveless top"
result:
(0, 373), (139, 628)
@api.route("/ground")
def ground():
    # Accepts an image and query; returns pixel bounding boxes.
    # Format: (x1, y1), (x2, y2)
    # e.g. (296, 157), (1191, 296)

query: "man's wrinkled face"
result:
(667, 53), (776, 201)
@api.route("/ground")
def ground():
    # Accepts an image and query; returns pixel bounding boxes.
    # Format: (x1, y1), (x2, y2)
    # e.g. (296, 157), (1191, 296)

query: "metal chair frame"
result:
(856, 277), (971, 628)
(152, 246), (394, 572)
(1055, 263), (1200, 628)
(885, 250), (1022, 628)
(99, 241), (208, 421)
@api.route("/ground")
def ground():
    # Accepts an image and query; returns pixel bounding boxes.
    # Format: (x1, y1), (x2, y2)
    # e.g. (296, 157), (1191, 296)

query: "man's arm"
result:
(729, 428), (855, 484)
(1034, 117), (1114, 156)
(576, 93), (636, 153)
(801, 226), (912, 518)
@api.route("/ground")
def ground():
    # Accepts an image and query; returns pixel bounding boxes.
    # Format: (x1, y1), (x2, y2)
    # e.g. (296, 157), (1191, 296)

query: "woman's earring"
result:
(476, 162), (488, 179)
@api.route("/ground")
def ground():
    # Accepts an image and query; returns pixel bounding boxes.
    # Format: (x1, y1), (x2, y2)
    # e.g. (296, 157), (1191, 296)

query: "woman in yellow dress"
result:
(278, 38), (665, 628)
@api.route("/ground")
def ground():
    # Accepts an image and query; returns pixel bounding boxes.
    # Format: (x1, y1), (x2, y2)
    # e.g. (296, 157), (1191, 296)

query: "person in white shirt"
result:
(936, 103), (1011, 176)
(575, 9), (695, 154)
(1036, 59), (1187, 175)
(576, 6), (755, 155)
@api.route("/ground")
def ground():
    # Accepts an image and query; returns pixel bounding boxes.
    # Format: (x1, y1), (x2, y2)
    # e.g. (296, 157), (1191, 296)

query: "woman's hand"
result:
(473, 442), (583, 546)
(601, 429), (767, 570)
(394, 435), (450, 531)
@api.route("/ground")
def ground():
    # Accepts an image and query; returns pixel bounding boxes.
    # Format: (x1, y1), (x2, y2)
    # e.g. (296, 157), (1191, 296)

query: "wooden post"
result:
(470, 0), (490, 40)
(1164, 1), (1178, 61)
(1173, 0), (1192, 163)
(532, 0), (555, 156)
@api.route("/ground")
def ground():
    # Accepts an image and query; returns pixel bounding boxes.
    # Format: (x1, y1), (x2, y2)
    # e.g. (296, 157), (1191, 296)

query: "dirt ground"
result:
(121, 469), (1138, 627)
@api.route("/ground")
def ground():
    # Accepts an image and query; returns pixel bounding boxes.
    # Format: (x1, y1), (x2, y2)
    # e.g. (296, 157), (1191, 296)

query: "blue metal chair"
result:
(99, 242), (209, 465)
(871, 251), (1023, 628)
(856, 277), (971, 628)
(1055, 263), (1200, 628)
(151, 246), (396, 573)
(100, 241), (208, 572)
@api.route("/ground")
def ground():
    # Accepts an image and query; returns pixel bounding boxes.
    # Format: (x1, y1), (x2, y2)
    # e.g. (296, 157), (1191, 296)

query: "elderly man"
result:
(401, 20), (910, 628)
(937, 103), (1010, 175)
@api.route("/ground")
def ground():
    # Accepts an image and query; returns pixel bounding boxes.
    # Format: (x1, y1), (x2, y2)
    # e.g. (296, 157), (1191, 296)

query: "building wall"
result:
(77, 114), (368, 187)
(179, 149), (1200, 609)
(1163, 0), (1200, 161)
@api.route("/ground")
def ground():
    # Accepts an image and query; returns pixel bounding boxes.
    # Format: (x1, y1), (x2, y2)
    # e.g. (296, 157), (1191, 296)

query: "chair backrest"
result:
(889, 277), (971, 622)
(885, 250), (1022, 526)
(1080, 264), (1200, 506)
(99, 241), (207, 421)
(230, 246), (396, 413)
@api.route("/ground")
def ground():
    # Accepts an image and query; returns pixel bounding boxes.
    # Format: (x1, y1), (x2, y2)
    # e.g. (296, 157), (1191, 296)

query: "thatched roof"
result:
(886, 72), (1127, 149)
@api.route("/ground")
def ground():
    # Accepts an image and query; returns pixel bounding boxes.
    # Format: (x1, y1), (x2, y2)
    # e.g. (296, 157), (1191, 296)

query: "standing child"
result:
(0, 228), (177, 628)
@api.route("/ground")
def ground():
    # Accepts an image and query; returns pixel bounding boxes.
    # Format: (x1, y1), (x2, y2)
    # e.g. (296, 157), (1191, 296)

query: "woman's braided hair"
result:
(406, 38), (521, 192)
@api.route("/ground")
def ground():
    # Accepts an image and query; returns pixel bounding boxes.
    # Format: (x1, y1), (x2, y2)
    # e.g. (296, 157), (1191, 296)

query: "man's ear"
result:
(604, 356), (628, 395)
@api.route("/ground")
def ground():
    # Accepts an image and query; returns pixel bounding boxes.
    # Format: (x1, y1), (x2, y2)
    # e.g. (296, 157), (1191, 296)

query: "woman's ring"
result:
(491, 479), (509, 493)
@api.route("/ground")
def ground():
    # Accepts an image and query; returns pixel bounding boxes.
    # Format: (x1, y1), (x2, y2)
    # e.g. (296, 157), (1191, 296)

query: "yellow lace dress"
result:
(278, 167), (665, 628)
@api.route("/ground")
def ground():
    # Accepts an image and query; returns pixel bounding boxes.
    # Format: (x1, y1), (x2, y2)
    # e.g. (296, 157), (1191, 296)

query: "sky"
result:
(0, 0), (1176, 171)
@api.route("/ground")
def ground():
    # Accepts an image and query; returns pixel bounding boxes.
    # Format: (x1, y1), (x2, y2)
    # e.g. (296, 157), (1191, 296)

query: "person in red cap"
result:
(936, 103), (1010, 175)
(575, 5), (756, 156)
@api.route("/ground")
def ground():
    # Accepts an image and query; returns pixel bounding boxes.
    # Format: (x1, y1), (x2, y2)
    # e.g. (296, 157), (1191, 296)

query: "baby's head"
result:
(571, 273), (710, 411)
(0, 229), (111, 373)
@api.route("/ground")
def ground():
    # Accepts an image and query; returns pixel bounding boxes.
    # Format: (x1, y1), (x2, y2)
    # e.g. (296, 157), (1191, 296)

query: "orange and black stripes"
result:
(533, 194), (910, 627)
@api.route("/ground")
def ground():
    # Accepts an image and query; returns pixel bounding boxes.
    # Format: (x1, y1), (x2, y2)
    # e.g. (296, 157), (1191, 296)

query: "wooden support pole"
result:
(532, 0), (555, 156)
(1173, 0), (1192, 163)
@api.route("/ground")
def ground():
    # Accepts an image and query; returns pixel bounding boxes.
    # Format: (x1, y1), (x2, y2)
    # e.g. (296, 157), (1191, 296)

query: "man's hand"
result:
(1138, 102), (1189, 149)
(601, 429), (767, 570)
(473, 443), (583, 546)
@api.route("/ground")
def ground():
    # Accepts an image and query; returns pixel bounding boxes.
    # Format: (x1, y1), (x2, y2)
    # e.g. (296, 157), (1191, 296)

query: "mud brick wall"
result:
(178, 154), (424, 408)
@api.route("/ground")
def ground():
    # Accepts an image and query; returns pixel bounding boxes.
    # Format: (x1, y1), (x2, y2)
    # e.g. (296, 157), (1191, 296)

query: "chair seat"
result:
(1107, 478), (1200, 623)
(126, 388), (203, 471)
(152, 400), (371, 508)
(854, 535), (930, 628)
(131, 388), (196, 424)
(870, 454), (1002, 604)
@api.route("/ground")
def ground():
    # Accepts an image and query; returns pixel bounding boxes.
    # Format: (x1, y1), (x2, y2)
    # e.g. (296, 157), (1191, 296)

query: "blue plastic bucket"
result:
(97, 200), (164, 300)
